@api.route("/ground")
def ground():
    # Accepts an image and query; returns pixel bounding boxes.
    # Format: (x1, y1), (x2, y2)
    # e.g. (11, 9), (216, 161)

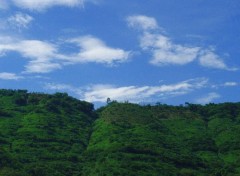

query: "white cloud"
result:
(7, 12), (33, 30)
(44, 83), (82, 95)
(196, 92), (220, 104)
(0, 38), (63, 73)
(45, 83), (75, 90)
(127, 15), (200, 66)
(0, 72), (23, 80)
(0, 35), (130, 73)
(199, 50), (237, 71)
(45, 78), (207, 103)
(12, 0), (84, 11)
(223, 82), (238, 87)
(127, 15), (158, 30)
(83, 84), (149, 102)
(25, 61), (62, 73)
(0, 37), (57, 58)
(127, 14), (237, 70)
(1, 0), (99, 11)
(67, 36), (130, 65)
(15, 40), (59, 59)
(210, 81), (239, 89)
(141, 33), (200, 66)
(80, 78), (207, 102)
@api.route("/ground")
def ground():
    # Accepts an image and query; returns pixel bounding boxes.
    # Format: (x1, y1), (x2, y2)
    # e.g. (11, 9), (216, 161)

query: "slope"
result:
(0, 89), (96, 176)
(83, 102), (240, 176)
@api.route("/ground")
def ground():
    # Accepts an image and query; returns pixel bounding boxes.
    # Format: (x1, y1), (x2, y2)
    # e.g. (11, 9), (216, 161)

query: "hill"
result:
(0, 89), (240, 175)
(0, 89), (96, 175)
(84, 102), (240, 176)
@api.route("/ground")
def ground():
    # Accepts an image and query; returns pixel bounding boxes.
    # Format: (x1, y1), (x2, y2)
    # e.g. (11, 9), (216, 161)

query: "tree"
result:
(107, 97), (111, 104)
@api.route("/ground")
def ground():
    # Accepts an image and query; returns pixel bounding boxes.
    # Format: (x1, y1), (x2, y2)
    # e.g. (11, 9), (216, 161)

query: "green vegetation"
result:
(0, 89), (240, 175)
(0, 89), (95, 176)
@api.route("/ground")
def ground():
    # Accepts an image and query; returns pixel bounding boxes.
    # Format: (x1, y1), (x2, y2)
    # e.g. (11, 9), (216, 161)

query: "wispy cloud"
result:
(127, 15), (158, 31)
(44, 83), (82, 95)
(223, 82), (238, 87)
(210, 81), (239, 89)
(199, 50), (238, 71)
(7, 12), (33, 31)
(11, 0), (84, 11)
(44, 78), (208, 103)
(0, 72), (23, 80)
(83, 78), (207, 102)
(0, 35), (130, 73)
(196, 92), (220, 104)
(127, 15), (237, 70)
(25, 61), (62, 73)
(1, 0), (99, 11)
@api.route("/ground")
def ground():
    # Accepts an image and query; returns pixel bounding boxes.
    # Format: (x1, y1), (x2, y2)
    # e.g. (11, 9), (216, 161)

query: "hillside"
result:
(84, 102), (240, 176)
(0, 90), (240, 175)
(0, 89), (96, 175)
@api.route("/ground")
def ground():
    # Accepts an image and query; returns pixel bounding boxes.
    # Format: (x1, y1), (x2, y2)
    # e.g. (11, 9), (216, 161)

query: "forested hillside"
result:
(0, 89), (240, 175)
(0, 89), (96, 175)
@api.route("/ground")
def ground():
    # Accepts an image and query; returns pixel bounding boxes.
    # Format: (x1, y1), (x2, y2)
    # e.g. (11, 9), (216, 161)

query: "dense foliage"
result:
(0, 89), (96, 176)
(0, 89), (240, 175)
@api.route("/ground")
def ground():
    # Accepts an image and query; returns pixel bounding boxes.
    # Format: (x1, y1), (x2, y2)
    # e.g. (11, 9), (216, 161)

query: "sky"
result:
(0, 0), (240, 107)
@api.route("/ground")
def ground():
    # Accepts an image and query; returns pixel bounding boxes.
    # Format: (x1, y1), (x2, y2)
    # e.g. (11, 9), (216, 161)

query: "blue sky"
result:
(0, 0), (240, 107)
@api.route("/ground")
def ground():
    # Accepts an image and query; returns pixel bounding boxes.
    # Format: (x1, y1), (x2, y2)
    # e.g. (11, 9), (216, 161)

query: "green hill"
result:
(0, 89), (96, 176)
(0, 89), (240, 175)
